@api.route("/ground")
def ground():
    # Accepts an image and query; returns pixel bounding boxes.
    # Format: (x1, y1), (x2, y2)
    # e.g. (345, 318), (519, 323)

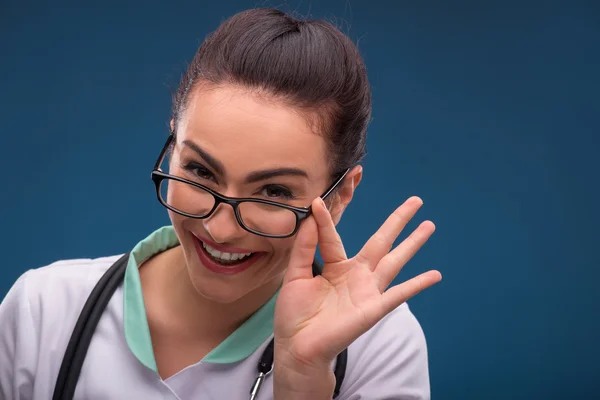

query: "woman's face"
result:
(167, 84), (359, 304)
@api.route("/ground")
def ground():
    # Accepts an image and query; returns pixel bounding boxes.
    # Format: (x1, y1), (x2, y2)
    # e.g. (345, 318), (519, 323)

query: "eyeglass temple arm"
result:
(319, 168), (352, 202)
(153, 132), (176, 171)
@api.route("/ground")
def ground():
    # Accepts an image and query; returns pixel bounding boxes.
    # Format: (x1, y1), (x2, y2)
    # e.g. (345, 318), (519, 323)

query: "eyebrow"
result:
(182, 140), (225, 176)
(182, 140), (309, 183)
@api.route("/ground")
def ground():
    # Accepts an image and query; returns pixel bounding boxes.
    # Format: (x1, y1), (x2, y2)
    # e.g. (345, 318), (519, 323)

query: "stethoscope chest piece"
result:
(249, 369), (271, 400)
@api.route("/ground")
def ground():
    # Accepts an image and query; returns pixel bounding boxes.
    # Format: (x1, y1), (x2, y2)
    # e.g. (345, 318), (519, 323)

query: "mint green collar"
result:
(123, 226), (279, 372)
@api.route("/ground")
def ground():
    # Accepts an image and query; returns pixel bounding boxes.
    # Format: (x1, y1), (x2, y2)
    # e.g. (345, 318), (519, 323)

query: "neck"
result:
(141, 245), (281, 343)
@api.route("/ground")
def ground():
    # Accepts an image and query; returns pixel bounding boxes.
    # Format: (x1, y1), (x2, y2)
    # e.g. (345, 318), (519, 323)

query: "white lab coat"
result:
(0, 227), (431, 400)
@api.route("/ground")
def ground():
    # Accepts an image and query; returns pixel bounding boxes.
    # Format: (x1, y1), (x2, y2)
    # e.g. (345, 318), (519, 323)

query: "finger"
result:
(375, 220), (435, 292)
(356, 196), (423, 270)
(312, 197), (347, 264)
(381, 270), (442, 314)
(283, 214), (319, 285)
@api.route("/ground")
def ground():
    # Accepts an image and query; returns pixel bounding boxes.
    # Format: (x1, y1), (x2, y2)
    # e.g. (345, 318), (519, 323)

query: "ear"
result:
(329, 165), (363, 225)
(170, 119), (175, 132)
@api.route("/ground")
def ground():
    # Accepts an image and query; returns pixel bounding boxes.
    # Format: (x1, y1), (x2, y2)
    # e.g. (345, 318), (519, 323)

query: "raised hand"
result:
(274, 196), (442, 369)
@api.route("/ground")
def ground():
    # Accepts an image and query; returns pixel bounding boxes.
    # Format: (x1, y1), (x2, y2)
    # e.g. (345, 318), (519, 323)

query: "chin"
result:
(172, 223), (289, 303)
(184, 250), (286, 305)
(187, 270), (247, 304)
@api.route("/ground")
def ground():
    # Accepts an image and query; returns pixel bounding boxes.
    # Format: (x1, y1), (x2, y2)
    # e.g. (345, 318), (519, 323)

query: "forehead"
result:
(177, 85), (328, 178)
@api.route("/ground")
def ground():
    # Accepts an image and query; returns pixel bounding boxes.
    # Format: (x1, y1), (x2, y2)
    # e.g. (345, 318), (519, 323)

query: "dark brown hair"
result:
(172, 8), (371, 177)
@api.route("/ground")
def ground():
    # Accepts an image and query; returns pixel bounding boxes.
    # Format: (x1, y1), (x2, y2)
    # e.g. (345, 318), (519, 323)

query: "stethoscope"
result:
(52, 253), (347, 400)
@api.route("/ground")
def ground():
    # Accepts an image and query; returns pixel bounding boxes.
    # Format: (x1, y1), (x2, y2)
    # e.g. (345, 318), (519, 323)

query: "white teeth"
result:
(201, 241), (252, 262)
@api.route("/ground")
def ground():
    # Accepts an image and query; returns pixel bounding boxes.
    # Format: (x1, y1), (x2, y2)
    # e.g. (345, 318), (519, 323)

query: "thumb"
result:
(283, 215), (318, 285)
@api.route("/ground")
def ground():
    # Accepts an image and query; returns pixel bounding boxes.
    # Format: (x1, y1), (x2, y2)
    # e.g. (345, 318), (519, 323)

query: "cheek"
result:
(168, 210), (185, 228)
(168, 211), (191, 243)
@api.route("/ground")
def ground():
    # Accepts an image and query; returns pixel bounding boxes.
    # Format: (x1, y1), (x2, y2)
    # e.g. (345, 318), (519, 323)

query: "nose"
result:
(203, 202), (246, 243)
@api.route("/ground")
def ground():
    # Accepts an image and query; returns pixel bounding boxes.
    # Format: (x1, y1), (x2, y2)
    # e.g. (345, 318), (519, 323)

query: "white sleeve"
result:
(338, 304), (431, 400)
(0, 272), (40, 400)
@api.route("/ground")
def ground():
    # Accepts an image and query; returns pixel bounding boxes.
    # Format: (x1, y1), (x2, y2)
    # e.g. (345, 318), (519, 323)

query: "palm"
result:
(274, 197), (441, 365)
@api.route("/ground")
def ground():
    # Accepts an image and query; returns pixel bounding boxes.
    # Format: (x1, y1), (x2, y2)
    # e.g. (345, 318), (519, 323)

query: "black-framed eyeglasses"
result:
(151, 132), (350, 238)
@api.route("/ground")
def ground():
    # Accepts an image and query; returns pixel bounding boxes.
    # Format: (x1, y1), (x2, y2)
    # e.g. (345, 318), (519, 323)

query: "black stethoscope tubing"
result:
(52, 253), (347, 400)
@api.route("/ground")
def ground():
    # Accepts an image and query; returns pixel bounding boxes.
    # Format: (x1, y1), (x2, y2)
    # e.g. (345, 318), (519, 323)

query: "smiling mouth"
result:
(200, 240), (255, 265)
(191, 234), (263, 275)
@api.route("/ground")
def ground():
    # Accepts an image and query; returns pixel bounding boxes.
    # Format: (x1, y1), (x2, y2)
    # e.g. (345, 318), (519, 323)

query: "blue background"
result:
(1, 0), (598, 398)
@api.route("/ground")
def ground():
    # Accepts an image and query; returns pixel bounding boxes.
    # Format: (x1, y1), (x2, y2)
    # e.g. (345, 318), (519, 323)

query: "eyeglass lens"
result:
(158, 178), (298, 236)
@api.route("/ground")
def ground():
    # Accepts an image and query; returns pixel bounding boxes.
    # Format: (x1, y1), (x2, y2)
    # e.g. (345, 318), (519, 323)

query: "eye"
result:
(260, 184), (295, 200)
(182, 162), (215, 182)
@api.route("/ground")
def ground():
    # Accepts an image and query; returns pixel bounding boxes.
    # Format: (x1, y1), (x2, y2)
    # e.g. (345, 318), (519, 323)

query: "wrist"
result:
(273, 354), (336, 400)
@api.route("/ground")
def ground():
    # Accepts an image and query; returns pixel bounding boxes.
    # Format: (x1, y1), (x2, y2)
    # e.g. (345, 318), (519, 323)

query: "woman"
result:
(0, 8), (441, 400)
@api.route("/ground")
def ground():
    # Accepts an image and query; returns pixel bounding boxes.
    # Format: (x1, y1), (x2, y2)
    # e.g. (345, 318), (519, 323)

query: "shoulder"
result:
(0, 255), (124, 400)
(341, 302), (430, 399)
(357, 301), (427, 353)
(24, 254), (120, 284)
(5, 255), (122, 315)
(1, 254), (124, 334)
(20, 255), (120, 297)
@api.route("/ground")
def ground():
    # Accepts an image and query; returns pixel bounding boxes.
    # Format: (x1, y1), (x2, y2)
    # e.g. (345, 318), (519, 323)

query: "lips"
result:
(192, 234), (263, 276)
